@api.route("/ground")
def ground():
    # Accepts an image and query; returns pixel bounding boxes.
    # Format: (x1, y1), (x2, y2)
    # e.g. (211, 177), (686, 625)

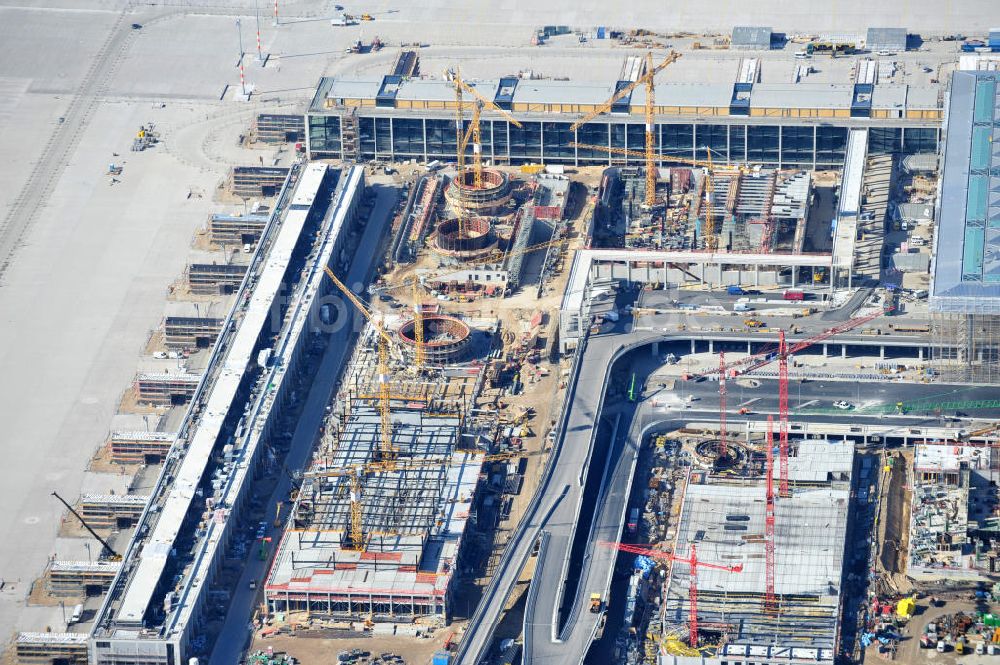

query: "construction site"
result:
(8, 4), (1000, 665)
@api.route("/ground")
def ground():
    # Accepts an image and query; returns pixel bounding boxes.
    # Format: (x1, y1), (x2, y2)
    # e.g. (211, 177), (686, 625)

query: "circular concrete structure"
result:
(397, 314), (472, 364)
(445, 168), (513, 214)
(695, 439), (750, 471)
(433, 216), (498, 260)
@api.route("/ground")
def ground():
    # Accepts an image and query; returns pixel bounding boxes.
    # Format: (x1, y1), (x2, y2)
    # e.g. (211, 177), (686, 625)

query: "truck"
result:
(727, 285), (745, 296)
(782, 289), (805, 301)
(589, 593), (603, 613)
(627, 507), (640, 533)
(744, 318), (765, 328)
(733, 302), (753, 312)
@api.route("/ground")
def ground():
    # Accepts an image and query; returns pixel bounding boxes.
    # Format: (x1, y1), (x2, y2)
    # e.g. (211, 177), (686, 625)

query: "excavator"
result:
(51, 492), (122, 561)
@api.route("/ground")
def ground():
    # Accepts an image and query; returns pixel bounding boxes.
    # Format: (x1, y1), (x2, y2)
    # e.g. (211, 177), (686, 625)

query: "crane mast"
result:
(764, 416), (777, 613)
(778, 330), (790, 497)
(718, 351), (728, 460)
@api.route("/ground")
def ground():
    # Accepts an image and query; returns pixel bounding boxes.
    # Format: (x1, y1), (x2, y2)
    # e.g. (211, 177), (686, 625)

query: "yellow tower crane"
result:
(566, 142), (742, 250)
(412, 281), (425, 369)
(453, 75), (523, 189)
(323, 266), (397, 463)
(306, 451), (519, 551)
(568, 51), (682, 207)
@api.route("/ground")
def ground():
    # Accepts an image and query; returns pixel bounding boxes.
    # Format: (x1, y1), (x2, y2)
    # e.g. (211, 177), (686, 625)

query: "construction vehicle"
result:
(360, 13), (374, 20)
(589, 593), (603, 613)
(743, 318), (765, 328)
(51, 492), (121, 561)
(568, 51), (682, 207)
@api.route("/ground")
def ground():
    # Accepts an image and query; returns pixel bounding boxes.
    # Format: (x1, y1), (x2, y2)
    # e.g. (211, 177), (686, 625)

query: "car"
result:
(334, 4), (344, 8)
(833, 400), (854, 410)
(131, 23), (143, 29)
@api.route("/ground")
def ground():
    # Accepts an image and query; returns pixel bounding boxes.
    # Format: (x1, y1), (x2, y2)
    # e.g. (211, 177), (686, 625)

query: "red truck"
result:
(783, 289), (805, 301)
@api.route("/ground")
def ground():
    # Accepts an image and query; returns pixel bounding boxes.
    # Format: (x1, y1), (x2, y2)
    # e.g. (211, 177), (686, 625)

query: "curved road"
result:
(457, 323), (994, 665)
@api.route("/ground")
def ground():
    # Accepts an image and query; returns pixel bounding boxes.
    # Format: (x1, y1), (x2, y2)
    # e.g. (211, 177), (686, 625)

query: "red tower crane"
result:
(599, 540), (743, 646)
(764, 415), (777, 613)
(778, 331), (790, 497)
(718, 351), (728, 460)
(682, 306), (892, 382)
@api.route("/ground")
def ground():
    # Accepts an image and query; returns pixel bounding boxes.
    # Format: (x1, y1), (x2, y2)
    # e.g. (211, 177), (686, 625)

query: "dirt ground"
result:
(863, 598), (992, 665)
(252, 629), (453, 665)
(876, 449), (914, 594)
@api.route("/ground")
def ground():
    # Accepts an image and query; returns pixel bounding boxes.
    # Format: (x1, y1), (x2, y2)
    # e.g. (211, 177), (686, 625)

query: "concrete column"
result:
(709, 340), (714, 353)
(842, 344), (847, 358)
(880, 345), (885, 360)
(653, 341), (660, 356)
(691, 339), (697, 354)
(919, 347), (924, 361)
(823, 343), (828, 358)
(755, 264), (760, 286)
(747, 340), (752, 354)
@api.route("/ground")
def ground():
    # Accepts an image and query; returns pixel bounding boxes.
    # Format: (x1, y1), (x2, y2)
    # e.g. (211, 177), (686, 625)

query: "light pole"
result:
(255, 0), (264, 65)
(236, 18), (244, 61)
(84, 542), (92, 563)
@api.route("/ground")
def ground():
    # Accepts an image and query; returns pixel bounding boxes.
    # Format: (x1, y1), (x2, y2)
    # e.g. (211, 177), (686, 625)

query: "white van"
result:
(70, 603), (84, 624)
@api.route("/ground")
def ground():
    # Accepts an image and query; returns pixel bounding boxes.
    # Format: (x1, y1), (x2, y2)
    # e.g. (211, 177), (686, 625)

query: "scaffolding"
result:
(134, 372), (200, 406)
(79, 494), (149, 530)
(931, 311), (1000, 384)
(108, 430), (175, 464)
(15, 633), (89, 665)
(250, 113), (304, 144)
(208, 212), (268, 245)
(49, 561), (121, 597)
(228, 166), (291, 198)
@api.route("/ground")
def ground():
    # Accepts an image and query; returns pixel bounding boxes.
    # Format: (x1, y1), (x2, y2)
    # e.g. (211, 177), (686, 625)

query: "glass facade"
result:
(308, 113), (938, 166)
(308, 116), (341, 154)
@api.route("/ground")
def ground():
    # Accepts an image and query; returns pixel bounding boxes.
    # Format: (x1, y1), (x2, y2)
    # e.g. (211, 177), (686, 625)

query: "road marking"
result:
(796, 399), (818, 409)
(738, 397), (761, 407)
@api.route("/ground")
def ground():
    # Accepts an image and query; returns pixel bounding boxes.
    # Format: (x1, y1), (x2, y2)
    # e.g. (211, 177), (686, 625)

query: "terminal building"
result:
(306, 75), (942, 168)
(930, 70), (1000, 383)
(89, 163), (369, 665)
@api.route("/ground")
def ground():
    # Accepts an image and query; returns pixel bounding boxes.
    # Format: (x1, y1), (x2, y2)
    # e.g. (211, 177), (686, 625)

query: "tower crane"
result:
(305, 450), (523, 551)
(452, 75), (523, 190)
(568, 51), (682, 207)
(566, 142), (741, 249)
(449, 70), (523, 239)
(763, 415), (777, 613)
(683, 306), (892, 492)
(682, 306), (892, 382)
(599, 540), (742, 646)
(718, 352), (728, 460)
(323, 266), (397, 463)
(412, 281), (425, 370)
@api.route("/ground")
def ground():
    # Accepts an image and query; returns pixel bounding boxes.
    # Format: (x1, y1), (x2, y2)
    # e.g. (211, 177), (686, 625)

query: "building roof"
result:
(665, 439), (852, 652)
(310, 76), (941, 117)
(731, 26), (772, 50)
(866, 27), (908, 51)
(931, 71), (1000, 311)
